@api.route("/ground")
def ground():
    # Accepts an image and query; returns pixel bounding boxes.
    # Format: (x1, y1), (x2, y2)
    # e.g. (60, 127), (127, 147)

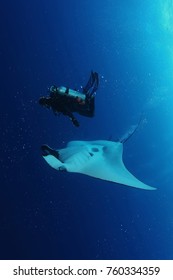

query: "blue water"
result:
(1, 0), (173, 259)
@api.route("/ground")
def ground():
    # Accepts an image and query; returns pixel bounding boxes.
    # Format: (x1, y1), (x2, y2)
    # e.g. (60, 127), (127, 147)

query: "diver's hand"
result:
(72, 118), (80, 127)
(67, 112), (80, 127)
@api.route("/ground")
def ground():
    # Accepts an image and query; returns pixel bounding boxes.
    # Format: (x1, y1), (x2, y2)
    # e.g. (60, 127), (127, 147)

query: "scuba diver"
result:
(39, 71), (99, 127)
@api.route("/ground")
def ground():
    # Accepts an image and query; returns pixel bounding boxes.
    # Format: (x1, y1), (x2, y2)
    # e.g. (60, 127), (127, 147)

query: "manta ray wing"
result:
(42, 140), (156, 190)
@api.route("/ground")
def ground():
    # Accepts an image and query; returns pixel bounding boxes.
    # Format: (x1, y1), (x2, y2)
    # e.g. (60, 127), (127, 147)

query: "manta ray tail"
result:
(119, 114), (144, 143)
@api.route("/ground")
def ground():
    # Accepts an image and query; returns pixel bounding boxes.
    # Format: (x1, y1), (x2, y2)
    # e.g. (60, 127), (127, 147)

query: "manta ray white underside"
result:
(41, 140), (156, 190)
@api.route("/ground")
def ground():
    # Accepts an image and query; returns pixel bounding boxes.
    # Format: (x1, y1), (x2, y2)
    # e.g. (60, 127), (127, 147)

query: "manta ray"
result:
(41, 136), (156, 190)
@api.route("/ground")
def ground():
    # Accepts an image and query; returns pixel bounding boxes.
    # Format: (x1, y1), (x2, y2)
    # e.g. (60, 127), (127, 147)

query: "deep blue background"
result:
(1, 0), (173, 259)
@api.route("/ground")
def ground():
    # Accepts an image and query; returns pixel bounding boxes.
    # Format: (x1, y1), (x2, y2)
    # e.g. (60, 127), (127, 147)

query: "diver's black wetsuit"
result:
(42, 94), (81, 127)
(39, 71), (99, 127)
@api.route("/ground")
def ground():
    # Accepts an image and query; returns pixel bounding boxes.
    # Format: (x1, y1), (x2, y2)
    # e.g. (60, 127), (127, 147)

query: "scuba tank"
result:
(50, 85), (86, 101)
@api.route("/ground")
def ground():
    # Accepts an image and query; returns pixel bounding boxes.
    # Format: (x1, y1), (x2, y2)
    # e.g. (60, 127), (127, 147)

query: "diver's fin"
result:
(82, 71), (94, 94)
(89, 72), (99, 97)
(83, 71), (99, 98)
